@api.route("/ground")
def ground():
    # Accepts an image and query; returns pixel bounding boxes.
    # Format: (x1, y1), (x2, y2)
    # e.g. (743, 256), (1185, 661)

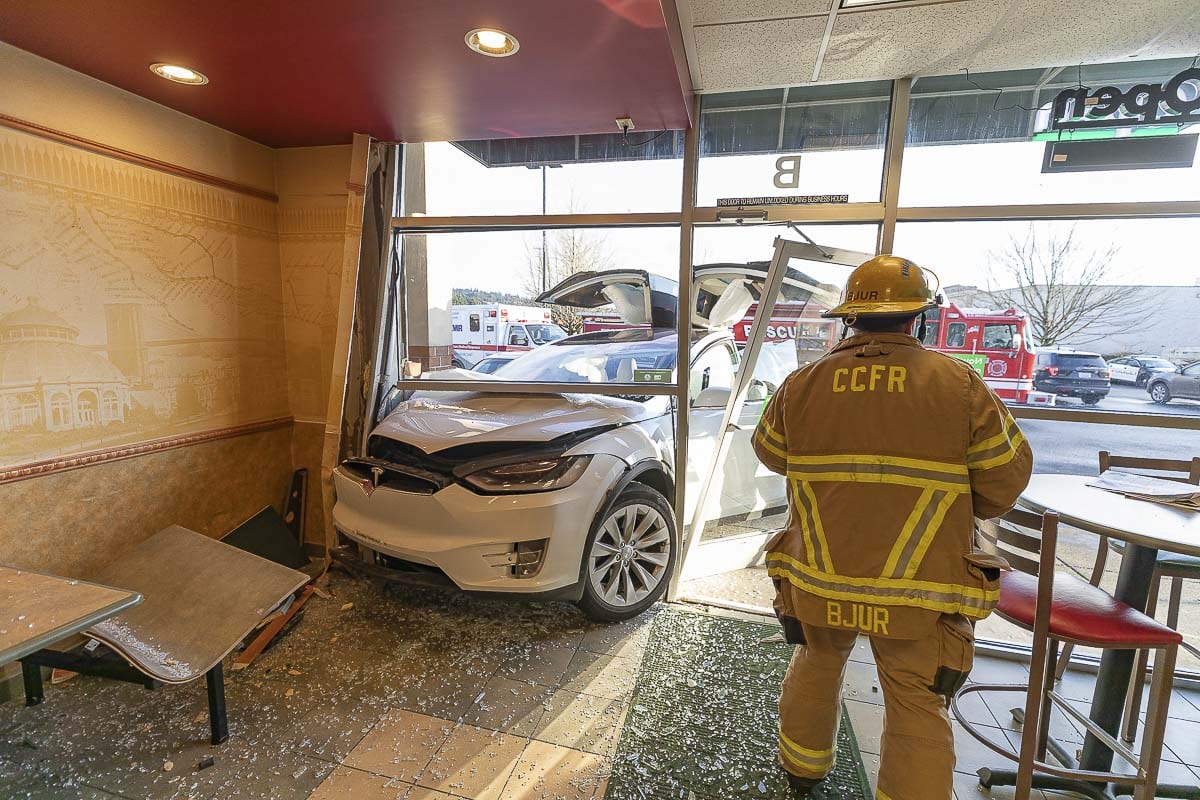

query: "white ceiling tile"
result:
(688, 0), (831, 26)
(695, 15), (830, 90)
(959, 0), (1200, 73)
(819, 1), (1008, 82)
(1146, 8), (1200, 56)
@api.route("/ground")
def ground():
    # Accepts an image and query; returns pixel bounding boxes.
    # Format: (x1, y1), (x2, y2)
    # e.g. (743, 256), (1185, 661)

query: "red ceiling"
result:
(0, 0), (693, 147)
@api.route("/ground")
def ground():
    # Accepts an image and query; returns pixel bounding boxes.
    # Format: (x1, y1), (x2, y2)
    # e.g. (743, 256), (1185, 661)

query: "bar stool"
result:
(951, 507), (1182, 800)
(1057, 452), (1200, 743)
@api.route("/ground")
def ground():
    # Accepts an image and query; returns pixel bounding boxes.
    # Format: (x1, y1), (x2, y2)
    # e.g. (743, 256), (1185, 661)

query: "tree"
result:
(522, 228), (613, 334)
(985, 224), (1142, 347)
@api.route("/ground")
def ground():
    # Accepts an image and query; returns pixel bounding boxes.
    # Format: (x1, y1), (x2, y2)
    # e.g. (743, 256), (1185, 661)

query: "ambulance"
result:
(449, 304), (567, 369)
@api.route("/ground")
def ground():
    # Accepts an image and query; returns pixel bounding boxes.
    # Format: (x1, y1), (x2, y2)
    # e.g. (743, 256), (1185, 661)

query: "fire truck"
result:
(449, 304), (567, 369)
(581, 300), (1037, 403)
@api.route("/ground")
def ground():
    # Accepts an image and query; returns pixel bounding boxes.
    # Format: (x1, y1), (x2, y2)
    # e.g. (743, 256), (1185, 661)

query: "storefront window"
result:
(902, 57), (1200, 206)
(398, 226), (681, 383)
(894, 217), (1200, 664)
(407, 136), (684, 217)
(696, 82), (892, 206)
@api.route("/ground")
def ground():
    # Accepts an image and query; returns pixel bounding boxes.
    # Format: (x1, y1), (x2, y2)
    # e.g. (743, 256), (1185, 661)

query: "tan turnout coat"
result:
(754, 331), (1033, 640)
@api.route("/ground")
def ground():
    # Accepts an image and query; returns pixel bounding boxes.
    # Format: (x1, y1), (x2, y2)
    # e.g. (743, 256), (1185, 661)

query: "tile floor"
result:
(1, 571), (1199, 799)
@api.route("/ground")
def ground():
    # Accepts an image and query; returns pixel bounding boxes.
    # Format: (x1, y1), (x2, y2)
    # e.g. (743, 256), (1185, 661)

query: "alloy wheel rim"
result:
(588, 503), (670, 607)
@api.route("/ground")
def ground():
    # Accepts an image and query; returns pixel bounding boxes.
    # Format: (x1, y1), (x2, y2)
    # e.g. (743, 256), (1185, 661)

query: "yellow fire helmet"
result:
(821, 254), (942, 320)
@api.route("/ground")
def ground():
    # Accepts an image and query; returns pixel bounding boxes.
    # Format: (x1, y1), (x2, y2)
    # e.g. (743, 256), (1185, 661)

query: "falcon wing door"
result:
(536, 270), (679, 328)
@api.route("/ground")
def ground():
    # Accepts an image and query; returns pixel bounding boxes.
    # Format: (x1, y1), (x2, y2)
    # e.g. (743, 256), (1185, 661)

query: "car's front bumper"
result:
(330, 454), (627, 594)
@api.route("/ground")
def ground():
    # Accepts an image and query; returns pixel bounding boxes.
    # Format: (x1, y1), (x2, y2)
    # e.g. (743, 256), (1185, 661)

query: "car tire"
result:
(576, 484), (677, 623)
(1149, 382), (1171, 405)
(1082, 396), (1102, 406)
(450, 358), (464, 369)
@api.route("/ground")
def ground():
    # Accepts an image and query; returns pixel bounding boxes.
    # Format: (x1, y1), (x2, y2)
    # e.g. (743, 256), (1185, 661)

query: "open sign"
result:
(1050, 67), (1200, 131)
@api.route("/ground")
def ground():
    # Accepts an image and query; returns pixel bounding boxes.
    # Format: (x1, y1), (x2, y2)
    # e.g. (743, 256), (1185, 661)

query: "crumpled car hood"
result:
(371, 391), (663, 454)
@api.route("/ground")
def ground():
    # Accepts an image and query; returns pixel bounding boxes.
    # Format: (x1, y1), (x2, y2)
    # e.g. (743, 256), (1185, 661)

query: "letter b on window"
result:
(774, 156), (801, 189)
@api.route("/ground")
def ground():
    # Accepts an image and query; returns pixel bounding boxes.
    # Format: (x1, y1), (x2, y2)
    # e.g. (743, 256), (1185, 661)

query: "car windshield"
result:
(525, 324), (567, 345)
(1142, 358), (1174, 369)
(492, 334), (678, 383)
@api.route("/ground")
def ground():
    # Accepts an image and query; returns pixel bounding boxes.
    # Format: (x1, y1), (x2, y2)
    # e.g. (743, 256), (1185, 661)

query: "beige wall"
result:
(0, 42), (357, 571)
(275, 144), (354, 542)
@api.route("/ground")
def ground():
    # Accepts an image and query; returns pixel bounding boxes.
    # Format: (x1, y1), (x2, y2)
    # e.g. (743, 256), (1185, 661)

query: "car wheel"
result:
(1150, 383), (1171, 405)
(1082, 396), (1102, 406)
(576, 484), (676, 623)
(450, 358), (464, 369)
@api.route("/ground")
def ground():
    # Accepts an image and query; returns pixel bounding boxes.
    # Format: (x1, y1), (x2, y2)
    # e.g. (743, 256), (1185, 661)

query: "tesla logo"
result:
(359, 466), (385, 497)
(773, 156), (801, 189)
(987, 359), (1009, 377)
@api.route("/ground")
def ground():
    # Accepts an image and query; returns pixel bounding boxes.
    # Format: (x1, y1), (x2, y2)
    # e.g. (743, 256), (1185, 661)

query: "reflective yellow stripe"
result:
(770, 550), (995, 600)
(968, 414), (1018, 454)
(788, 453), (967, 475)
(779, 730), (834, 760)
(876, 790), (894, 800)
(902, 490), (960, 579)
(881, 487), (936, 578)
(767, 551), (999, 619)
(760, 419), (786, 445)
(754, 428), (788, 459)
(969, 430), (1026, 471)
(791, 479), (820, 570)
(801, 480), (833, 573)
(779, 729), (835, 772)
(785, 470), (966, 492)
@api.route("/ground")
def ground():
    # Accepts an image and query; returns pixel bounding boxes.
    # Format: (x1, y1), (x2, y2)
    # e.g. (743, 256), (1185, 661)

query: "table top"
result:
(1018, 473), (1200, 557)
(0, 567), (142, 665)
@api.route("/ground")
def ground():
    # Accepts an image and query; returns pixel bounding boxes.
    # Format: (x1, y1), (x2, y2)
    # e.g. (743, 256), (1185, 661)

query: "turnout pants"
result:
(778, 620), (962, 800)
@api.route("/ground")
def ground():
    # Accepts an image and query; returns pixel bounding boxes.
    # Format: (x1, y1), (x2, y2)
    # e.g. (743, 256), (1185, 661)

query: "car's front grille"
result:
(340, 459), (443, 495)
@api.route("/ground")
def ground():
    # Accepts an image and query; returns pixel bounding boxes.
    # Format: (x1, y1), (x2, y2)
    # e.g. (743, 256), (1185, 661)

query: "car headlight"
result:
(462, 456), (592, 494)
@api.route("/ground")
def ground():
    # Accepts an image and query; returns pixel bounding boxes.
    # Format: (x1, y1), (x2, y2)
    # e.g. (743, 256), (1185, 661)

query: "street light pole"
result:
(541, 164), (548, 292)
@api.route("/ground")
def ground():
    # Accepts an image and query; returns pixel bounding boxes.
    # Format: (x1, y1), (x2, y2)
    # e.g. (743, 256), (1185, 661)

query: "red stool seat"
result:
(997, 570), (1183, 648)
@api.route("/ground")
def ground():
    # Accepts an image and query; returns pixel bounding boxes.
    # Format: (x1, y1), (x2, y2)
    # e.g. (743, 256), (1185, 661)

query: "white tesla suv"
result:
(332, 263), (833, 621)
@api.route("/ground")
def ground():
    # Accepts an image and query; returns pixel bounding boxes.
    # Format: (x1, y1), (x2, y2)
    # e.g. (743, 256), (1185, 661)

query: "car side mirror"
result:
(746, 379), (775, 402)
(693, 386), (732, 408)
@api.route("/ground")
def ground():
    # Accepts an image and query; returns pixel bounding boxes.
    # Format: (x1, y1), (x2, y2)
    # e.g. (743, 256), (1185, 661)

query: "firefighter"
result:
(752, 255), (1032, 800)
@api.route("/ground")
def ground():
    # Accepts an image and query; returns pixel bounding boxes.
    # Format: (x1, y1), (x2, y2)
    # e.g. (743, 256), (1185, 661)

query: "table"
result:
(1013, 474), (1200, 799)
(0, 566), (142, 665)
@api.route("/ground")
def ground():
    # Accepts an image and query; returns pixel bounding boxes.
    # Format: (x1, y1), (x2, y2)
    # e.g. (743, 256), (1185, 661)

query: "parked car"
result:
(470, 352), (522, 375)
(1147, 362), (1200, 405)
(1108, 355), (1177, 387)
(1032, 349), (1111, 405)
(332, 263), (834, 621)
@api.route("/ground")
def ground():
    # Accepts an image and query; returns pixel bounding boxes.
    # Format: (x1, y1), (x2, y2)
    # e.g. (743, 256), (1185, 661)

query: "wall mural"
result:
(0, 128), (290, 469)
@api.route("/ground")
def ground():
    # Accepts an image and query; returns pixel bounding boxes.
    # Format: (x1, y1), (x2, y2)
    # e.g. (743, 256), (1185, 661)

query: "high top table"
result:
(1001, 474), (1200, 799)
(0, 566), (141, 665)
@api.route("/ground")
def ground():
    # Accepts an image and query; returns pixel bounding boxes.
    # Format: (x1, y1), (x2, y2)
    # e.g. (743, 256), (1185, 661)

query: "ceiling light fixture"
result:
(149, 62), (209, 85)
(465, 28), (519, 58)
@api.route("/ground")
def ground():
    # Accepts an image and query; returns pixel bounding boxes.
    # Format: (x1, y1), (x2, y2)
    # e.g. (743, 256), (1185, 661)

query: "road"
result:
(1016, 383), (1200, 475)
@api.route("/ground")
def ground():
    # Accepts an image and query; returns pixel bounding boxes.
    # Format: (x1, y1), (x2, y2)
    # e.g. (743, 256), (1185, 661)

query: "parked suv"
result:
(1032, 349), (1111, 405)
(1147, 362), (1200, 405)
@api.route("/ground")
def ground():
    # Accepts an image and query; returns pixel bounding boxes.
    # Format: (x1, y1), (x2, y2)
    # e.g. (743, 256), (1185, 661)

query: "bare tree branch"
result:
(521, 228), (613, 334)
(984, 223), (1142, 347)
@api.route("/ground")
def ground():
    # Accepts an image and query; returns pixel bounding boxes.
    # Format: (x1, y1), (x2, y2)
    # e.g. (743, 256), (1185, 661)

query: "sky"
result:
(415, 136), (1200, 299)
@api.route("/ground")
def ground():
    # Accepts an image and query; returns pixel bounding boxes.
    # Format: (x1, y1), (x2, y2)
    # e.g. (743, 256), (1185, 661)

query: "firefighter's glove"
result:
(772, 577), (807, 645)
(929, 613), (975, 705)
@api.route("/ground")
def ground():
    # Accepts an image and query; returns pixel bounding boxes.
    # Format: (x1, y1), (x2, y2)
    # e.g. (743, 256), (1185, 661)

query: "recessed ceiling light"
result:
(465, 28), (519, 58)
(149, 62), (209, 85)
